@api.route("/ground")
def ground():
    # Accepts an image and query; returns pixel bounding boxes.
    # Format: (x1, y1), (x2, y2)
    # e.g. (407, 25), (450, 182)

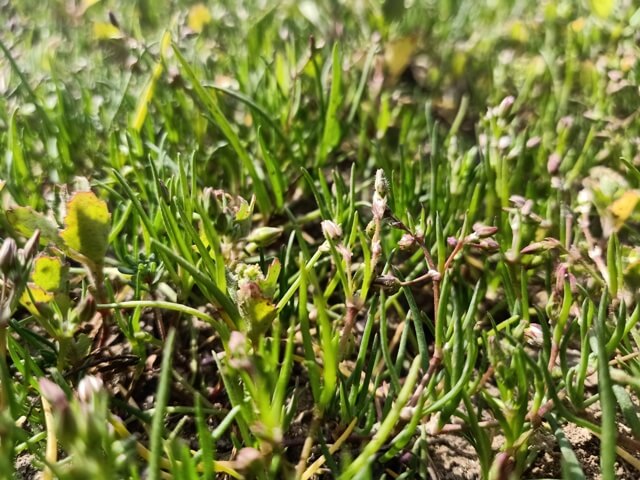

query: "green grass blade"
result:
(148, 328), (176, 480)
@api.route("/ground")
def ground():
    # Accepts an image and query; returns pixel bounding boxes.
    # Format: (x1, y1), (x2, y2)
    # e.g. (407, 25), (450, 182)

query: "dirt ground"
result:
(428, 424), (637, 480)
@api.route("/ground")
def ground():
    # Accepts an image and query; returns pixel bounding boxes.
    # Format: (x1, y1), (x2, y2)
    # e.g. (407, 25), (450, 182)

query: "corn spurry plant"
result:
(2, 0), (640, 479)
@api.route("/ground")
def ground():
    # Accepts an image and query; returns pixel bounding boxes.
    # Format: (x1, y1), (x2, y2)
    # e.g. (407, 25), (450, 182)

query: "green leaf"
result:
(6, 206), (62, 246)
(548, 415), (587, 480)
(318, 44), (342, 166)
(60, 191), (111, 266)
(172, 45), (272, 215)
(257, 128), (285, 209)
(32, 256), (66, 292)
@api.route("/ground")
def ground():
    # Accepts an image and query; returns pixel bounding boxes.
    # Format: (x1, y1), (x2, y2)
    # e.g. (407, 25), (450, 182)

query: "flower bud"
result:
(398, 234), (416, 250)
(372, 195), (387, 220)
(77, 375), (104, 404)
(374, 169), (388, 197)
(228, 331), (248, 356)
(246, 227), (283, 247)
(476, 239), (500, 251)
(39, 378), (69, 413)
(524, 323), (543, 347)
(373, 274), (401, 291)
(520, 238), (561, 255)
(321, 220), (342, 240)
(0, 237), (17, 275)
(233, 447), (263, 474)
(547, 152), (562, 175)
(472, 223), (498, 238)
(20, 230), (41, 262)
(497, 95), (515, 116)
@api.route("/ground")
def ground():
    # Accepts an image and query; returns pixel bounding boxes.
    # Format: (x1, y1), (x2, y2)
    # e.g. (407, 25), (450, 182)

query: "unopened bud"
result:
(509, 195), (526, 208)
(233, 447), (263, 473)
(476, 239), (500, 251)
(373, 274), (401, 291)
(246, 227), (283, 247)
(77, 375), (104, 404)
(521, 199), (534, 216)
(0, 237), (17, 275)
(493, 95), (515, 117)
(20, 230), (41, 262)
(524, 323), (543, 347)
(228, 331), (248, 356)
(336, 244), (352, 263)
(372, 195), (387, 220)
(39, 378), (69, 413)
(472, 223), (498, 238)
(398, 234), (416, 250)
(374, 169), (388, 197)
(547, 153), (562, 175)
(520, 238), (561, 255)
(321, 220), (342, 240)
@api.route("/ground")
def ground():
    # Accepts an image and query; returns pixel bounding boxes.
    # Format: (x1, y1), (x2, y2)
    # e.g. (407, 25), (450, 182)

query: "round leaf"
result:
(60, 192), (111, 266)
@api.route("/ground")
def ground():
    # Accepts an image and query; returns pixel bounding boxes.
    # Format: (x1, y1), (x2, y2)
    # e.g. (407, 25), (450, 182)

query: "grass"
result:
(1, 0), (640, 478)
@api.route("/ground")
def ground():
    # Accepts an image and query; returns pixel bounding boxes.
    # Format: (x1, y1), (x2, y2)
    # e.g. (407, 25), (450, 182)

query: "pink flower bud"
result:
(321, 220), (342, 240)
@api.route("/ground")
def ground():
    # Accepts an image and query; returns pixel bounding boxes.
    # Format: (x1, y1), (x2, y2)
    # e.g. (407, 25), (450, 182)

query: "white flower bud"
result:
(321, 220), (342, 240)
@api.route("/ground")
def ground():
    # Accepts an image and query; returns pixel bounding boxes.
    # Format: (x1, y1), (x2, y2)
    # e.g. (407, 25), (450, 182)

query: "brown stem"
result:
(339, 301), (360, 354)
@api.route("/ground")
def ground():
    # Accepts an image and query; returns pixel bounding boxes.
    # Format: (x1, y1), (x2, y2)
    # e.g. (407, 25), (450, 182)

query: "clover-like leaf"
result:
(6, 206), (62, 246)
(60, 192), (111, 266)
(32, 255), (67, 292)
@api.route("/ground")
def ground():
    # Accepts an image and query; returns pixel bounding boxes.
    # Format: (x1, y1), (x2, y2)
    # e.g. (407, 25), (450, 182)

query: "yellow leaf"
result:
(20, 284), (54, 317)
(610, 190), (640, 228)
(384, 36), (417, 78)
(32, 255), (66, 292)
(131, 62), (163, 132)
(188, 4), (212, 33)
(589, 0), (615, 18)
(60, 192), (111, 266)
(160, 31), (172, 59)
(93, 22), (123, 40)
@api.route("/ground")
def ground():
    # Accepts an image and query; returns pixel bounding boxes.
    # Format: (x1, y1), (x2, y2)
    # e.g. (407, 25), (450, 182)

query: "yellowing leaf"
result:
(589, 0), (615, 18)
(32, 255), (66, 292)
(93, 22), (123, 40)
(60, 192), (111, 266)
(188, 4), (212, 33)
(6, 206), (62, 246)
(160, 31), (172, 59)
(20, 284), (54, 317)
(384, 36), (418, 78)
(245, 296), (277, 342)
(610, 190), (640, 228)
(131, 62), (163, 132)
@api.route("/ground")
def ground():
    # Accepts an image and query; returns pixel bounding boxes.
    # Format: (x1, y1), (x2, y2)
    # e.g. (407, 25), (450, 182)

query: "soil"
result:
(427, 423), (638, 480)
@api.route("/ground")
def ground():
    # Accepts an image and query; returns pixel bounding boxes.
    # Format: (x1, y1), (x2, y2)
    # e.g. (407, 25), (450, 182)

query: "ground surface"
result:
(2, 0), (640, 479)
